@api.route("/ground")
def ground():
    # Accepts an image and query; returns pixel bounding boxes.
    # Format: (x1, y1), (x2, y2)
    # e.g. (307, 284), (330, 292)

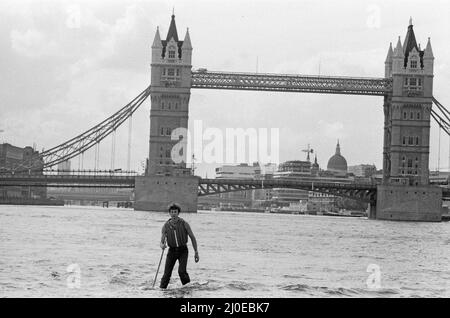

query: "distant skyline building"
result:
(0, 143), (23, 172)
(252, 163), (277, 208)
(260, 163), (278, 176)
(0, 143), (43, 173)
(348, 164), (377, 178)
(271, 141), (355, 208)
(276, 160), (312, 176)
(199, 163), (261, 210)
(0, 143), (46, 200)
(272, 160), (313, 206)
(57, 160), (71, 175)
(215, 163), (261, 179)
(326, 140), (348, 177)
(304, 191), (337, 213)
(311, 155), (320, 176)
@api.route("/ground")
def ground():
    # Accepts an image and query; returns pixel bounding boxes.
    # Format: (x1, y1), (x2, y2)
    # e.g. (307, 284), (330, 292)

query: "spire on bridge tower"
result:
(394, 36), (404, 57)
(424, 37), (434, 59)
(423, 37), (434, 74)
(182, 28), (193, 63)
(385, 42), (393, 63)
(166, 13), (179, 42)
(403, 18), (421, 67)
(152, 26), (162, 48)
(152, 27), (163, 63)
(385, 42), (394, 77)
(182, 28), (192, 50)
(392, 36), (404, 71)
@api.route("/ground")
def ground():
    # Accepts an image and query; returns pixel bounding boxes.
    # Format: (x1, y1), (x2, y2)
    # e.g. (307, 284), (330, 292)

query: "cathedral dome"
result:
(327, 141), (347, 173)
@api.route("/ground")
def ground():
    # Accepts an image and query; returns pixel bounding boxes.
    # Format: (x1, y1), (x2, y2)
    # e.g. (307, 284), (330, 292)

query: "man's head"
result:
(168, 203), (181, 218)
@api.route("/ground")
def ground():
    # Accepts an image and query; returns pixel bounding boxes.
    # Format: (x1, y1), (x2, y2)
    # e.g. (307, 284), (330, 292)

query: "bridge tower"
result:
(375, 18), (442, 221)
(134, 14), (199, 212)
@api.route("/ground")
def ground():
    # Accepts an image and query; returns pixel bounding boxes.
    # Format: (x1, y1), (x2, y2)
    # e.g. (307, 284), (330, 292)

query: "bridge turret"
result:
(182, 28), (193, 65)
(151, 27), (163, 64)
(385, 42), (393, 77)
(423, 37), (434, 75)
(392, 36), (404, 73)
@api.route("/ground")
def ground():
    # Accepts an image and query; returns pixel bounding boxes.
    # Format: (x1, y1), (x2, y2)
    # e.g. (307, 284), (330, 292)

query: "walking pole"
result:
(152, 248), (165, 288)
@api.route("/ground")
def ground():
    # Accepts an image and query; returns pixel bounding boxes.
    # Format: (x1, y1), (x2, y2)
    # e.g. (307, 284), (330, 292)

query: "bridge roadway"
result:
(0, 173), (135, 188)
(198, 178), (377, 203)
(1, 173), (449, 203)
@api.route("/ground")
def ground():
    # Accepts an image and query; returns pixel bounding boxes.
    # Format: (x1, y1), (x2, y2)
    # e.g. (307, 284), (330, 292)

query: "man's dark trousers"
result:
(160, 246), (190, 288)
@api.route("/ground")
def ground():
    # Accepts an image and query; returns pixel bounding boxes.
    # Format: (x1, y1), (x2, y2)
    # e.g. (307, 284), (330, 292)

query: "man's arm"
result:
(185, 222), (199, 262)
(160, 224), (167, 249)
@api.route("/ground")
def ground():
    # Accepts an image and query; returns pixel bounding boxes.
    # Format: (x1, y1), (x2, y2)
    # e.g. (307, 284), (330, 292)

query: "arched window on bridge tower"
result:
(168, 46), (176, 59)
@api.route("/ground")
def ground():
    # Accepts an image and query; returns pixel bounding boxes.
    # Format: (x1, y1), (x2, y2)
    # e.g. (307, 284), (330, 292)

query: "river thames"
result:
(0, 205), (449, 298)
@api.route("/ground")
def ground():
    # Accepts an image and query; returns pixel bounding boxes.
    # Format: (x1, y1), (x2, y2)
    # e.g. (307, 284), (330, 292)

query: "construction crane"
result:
(302, 144), (314, 162)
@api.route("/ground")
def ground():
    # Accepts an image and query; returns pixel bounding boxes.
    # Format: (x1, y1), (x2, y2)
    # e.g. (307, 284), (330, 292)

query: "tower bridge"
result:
(1, 14), (450, 221)
(134, 14), (447, 221)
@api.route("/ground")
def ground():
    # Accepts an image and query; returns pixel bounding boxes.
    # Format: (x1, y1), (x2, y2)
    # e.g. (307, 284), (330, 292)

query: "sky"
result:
(0, 0), (449, 177)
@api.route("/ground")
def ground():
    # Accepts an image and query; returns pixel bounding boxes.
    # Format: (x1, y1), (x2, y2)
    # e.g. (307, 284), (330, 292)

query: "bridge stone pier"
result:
(134, 14), (199, 212)
(134, 175), (199, 212)
(374, 19), (442, 221)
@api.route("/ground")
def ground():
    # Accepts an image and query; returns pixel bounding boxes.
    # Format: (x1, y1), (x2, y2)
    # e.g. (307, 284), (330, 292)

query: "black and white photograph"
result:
(0, 0), (449, 302)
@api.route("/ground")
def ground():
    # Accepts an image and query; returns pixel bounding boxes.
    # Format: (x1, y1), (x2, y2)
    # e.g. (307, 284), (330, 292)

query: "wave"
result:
(226, 281), (255, 291)
(109, 268), (132, 285)
(282, 274), (309, 279)
(50, 271), (61, 280)
(280, 284), (400, 297)
(147, 279), (260, 295)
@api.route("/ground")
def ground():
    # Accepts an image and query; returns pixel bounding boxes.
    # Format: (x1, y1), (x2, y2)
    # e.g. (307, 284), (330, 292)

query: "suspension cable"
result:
(433, 97), (450, 116)
(438, 120), (441, 172)
(127, 115), (133, 171)
(111, 130), (116, 171)
(431, 111), (450, 135)
(432, 98), (450, 124)
(94, 142), (99, 171)
(10, 86), (150, 172)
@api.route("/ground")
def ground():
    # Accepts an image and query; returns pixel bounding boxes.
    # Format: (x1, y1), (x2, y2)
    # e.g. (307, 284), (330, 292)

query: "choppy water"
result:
(0, 205), (449, 298)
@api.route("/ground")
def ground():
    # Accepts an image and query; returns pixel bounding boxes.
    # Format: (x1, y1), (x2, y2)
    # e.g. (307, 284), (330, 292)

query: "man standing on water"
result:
(159, 203), (199, 289)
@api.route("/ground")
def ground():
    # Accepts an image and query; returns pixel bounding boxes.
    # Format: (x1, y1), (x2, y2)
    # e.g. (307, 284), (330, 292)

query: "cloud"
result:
(318, 120), (347, 139)
(273, 48), (385, 77)
(10, 28), (60, 58)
